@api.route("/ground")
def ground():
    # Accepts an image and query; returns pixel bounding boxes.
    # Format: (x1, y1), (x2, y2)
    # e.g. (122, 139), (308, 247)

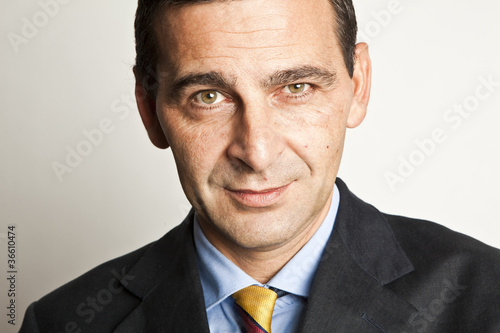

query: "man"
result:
(20, 0), (500, 332)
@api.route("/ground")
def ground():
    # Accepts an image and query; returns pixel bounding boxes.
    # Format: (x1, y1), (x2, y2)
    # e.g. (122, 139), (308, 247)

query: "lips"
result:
(225, 183), (292, 208)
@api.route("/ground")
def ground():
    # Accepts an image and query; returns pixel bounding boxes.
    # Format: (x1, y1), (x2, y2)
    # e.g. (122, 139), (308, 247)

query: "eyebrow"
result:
(169, 65), (337, 98)
(262, 66), (338, 89)
(171, 72), (236, 97)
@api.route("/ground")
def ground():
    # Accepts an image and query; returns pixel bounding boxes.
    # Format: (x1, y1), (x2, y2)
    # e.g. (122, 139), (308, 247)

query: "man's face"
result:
(145, 0), (369, 252)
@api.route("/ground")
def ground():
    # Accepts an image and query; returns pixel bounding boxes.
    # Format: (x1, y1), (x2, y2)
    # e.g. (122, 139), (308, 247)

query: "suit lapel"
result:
(113, 210), (210, 333)
(299, 179), (416, 332)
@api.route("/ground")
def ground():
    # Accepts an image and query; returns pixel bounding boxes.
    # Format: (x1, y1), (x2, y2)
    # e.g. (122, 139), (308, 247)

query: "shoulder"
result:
(385, 213), (500, 265)
(19, 217), (194, 332)
(42, 241), (152, 302)
(383, 214), (500, 331)
(20, 242), (153, 332)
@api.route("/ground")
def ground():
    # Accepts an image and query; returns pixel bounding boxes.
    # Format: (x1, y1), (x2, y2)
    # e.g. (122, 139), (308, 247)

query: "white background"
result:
(1, 0), (499, 331)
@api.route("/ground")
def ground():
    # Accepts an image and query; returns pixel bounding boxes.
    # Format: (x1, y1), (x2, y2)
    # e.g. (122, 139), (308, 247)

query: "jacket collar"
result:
(333, 178), (414, 285)
(298, 178), (416, 332)
(113, 210), (210, 333)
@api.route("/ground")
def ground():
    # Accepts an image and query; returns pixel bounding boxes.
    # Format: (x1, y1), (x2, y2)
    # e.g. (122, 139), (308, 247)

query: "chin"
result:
(224, 217), (297, 249)
(232, 233), (291, 251)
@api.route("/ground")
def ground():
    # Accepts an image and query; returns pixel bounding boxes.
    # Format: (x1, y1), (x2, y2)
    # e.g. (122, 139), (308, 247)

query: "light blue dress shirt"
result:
(193, 185), (340, 333)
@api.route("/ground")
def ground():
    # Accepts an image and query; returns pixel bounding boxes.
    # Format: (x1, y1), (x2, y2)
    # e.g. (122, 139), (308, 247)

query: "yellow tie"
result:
(232, 285), (278, 333)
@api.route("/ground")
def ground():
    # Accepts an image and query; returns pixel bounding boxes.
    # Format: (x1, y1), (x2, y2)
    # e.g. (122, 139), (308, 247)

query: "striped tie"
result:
(232, 285), (278, 333)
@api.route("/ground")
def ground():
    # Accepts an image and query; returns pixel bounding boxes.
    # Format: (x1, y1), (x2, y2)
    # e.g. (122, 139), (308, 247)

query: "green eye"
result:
(200, 90), (219, 104)
(287, 83), (307, 93)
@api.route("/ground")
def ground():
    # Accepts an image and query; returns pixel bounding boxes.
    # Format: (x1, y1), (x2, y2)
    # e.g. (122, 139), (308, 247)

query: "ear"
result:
(133, 67), (170, 149)
(347, 43), (372, 129)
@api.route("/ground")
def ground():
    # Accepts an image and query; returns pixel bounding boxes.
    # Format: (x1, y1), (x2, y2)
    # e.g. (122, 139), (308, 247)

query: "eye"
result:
(283, 83), (311, 94)
(195, 90), (226, 105)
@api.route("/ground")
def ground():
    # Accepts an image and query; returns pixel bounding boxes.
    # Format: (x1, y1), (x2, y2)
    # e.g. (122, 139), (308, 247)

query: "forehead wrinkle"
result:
(196, 27), (288, 36)
(188, 28), (296, 51)
(225, 44), (300, 50)
(223, 28), (288, 35)
(190, 55), (239, 60)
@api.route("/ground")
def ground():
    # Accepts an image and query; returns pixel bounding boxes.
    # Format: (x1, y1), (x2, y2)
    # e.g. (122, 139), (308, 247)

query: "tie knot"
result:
(232, 285), (278, 333)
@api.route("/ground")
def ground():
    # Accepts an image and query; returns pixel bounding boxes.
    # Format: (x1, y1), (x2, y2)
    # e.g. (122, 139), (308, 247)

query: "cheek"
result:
(281, 98), (349, 177)
(283, 99), (348, 148)
(162, 110), (229, 180)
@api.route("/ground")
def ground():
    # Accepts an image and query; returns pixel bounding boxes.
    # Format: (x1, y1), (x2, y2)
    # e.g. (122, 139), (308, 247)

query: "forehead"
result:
(156, 0), (341, 78)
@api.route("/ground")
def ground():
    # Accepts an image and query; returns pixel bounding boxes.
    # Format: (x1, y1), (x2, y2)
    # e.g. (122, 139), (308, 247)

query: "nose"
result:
(227, 103), (284, 173)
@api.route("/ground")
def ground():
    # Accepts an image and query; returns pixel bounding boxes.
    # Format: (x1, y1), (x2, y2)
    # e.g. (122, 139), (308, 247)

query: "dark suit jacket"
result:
(19, 179), (500, 332)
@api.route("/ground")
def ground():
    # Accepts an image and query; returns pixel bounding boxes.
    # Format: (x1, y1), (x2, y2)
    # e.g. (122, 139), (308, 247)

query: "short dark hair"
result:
(134, 0), (357, 97)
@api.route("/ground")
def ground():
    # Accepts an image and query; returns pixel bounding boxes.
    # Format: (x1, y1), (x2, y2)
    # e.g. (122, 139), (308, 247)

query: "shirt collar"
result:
(194, 185), (340, 310)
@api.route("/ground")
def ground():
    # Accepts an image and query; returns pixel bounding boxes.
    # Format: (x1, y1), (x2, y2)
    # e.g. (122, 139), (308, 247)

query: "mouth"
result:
(225, 183), (292, 208)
